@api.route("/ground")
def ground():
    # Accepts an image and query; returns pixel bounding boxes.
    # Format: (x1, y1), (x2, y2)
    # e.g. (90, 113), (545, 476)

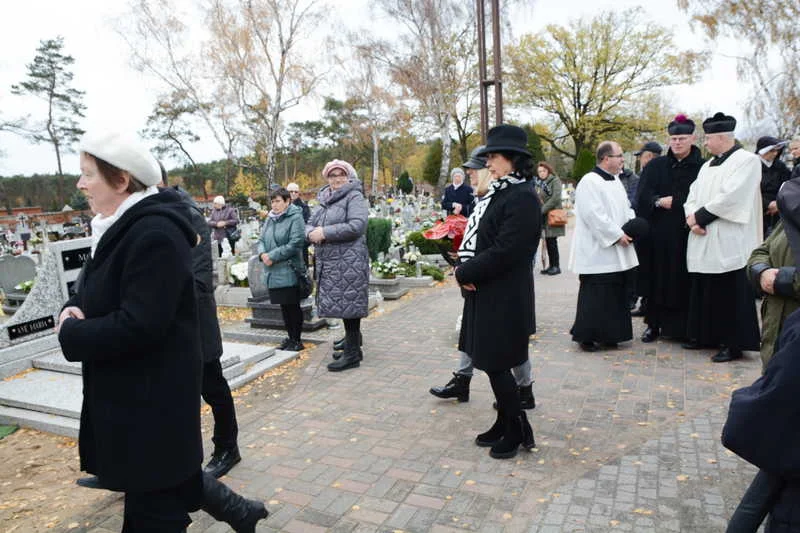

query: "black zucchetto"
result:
(667, 114), (695, 135)
(702, 112), (737, 134)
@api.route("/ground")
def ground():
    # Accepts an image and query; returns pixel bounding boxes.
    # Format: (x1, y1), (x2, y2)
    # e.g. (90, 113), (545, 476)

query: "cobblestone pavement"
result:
(44, 237), (764, 533)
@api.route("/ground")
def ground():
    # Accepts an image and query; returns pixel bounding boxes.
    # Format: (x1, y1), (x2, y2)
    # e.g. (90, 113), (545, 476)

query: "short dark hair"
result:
(496, 151), (535, 180)
(84, 152), (147, 194)
(596, 141), (616, 164)
(270, 187), (291, 202)
(537, 161), (555, 177)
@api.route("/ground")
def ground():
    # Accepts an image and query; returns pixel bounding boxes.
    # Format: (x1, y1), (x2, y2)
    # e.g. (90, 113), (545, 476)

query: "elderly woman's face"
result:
(486, 153), (513, 179)
(77, 152), (128, 217)
(327, 169), (348, 191)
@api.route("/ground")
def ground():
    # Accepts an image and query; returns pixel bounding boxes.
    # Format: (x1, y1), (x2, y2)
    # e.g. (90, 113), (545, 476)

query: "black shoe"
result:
(641, 327), (659, 343)
(332, 346), (364, 361)
(493, 385), (536, 410)
(544, 266), (561, 275)
(711, 347), (743, 363)
(328, 344), (362, 372)
(278, 337), (292, 350)
(681, 340), (703, 350)
(333, 332), (363, 351)
(76, 475), (105, 490)
(519, 384), (536, 410)
(201, 472), (268, 532)
(579, 341), (599, 352)
(489, 412), (535, 459)
(476, 413), (505, 447)
(540, 268), (550, 275)
(429, 373), (471, 402)
(285, 340), (304, 352)
(204, 448), (242, 479)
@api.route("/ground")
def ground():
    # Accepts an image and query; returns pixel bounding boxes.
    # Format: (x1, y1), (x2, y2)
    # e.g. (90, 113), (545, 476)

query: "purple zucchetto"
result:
(667, 114), (695, 135)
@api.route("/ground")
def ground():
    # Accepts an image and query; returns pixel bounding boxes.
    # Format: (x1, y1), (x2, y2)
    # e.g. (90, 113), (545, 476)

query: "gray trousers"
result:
(455, 351), (533, 387)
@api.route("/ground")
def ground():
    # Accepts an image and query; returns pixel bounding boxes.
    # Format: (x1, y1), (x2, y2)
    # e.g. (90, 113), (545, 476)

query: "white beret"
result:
(79, 130), (162, 186)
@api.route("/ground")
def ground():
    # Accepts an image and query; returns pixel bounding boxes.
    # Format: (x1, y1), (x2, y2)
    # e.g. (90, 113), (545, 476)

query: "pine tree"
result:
(12, 37), (86, 206)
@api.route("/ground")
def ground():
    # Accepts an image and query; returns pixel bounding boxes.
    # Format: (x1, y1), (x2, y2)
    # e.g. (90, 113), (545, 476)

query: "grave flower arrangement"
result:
(229, 261), (249, 288)
(372, 259), (401, 279)
(14, 279), (34, 293)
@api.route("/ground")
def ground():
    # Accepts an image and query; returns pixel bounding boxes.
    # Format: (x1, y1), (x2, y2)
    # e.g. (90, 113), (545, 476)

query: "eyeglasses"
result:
(327, 172), (347, 178)
(607, 154), (625, 159)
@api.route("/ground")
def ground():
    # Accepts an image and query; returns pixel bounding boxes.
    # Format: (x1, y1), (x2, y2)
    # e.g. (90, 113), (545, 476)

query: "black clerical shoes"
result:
(579, 341), (599, 352)
(711, 347), (743, 363)
(641, 327), (659, 343)
(76, 475), (105, 490)
(204, 447), (242, 479)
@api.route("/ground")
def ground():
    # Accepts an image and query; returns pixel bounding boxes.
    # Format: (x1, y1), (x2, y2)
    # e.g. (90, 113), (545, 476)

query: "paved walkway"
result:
(41, 239), (764, 532)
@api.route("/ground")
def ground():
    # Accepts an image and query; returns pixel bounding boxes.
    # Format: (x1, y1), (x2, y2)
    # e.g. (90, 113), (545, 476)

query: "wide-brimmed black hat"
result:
(475, 125), (530, 157)
(702, 112), (737, 134)
(667, 114), (695, 135)
(756, 136), (788, 156)
(778, 179), (800, 266)
(633, 141), (663, 156)
(462, 145), (488, 169)
(622, 217), (649, 241)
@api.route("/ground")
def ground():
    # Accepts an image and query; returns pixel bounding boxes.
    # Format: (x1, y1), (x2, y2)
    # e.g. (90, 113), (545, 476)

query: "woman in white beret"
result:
(57, 131), (267, 532)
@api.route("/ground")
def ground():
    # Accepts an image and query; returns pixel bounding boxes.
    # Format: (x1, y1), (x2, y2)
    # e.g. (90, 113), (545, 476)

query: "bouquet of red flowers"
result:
(422, 214), (468, 266)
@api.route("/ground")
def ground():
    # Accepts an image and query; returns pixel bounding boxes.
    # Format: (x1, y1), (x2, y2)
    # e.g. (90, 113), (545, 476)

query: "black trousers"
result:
(726, 469), (783, 532)
(202, 360), (238, 454)
(544, 237), (559, 268)
(280, 303), (303, 341)
(122, 470), (202, 532)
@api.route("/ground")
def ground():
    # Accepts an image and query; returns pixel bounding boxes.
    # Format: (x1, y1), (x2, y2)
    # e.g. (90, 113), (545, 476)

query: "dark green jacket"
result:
(257, 204), (305, 289)
(748, 220), (800, 369)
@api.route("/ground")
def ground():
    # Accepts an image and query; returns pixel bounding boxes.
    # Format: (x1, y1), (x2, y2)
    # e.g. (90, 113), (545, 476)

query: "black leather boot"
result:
(201, 472), (268, 532)
(429, 373), (471, 402)
(333, 332), (363, 351)
(490, 411), (535, 459)
(475, 412), (505, 447)
(328, 342), (361, 372)
(203, 447), (242, 479)
(519, 385), (536, 410)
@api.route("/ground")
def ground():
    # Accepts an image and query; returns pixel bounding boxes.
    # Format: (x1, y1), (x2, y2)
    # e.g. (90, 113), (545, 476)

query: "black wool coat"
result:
(171, 186), (223, 363)
(722, 309), (800, 532)
(58, 190), (203, 492)
(635, 146), (705, 310)
(761, 158), (792, 233)
(456, 181), (540, 372)
(442, 184), (475, 217)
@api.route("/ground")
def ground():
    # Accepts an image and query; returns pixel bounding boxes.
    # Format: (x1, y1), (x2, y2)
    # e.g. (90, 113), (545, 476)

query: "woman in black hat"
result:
(455, 124), (540, 459)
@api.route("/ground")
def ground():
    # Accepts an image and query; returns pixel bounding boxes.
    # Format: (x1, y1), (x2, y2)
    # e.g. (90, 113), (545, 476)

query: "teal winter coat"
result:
(257, 204), (305, 289)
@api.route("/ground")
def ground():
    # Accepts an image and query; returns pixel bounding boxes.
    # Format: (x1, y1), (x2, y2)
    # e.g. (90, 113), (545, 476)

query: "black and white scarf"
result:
(457, 173), (526, 261)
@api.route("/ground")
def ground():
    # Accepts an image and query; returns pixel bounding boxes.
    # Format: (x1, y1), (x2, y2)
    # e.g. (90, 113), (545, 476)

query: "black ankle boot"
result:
(489, 411), (535, 459)
(201, 472), (268, 532)
(203, 447), (242, 479)
(475, 412), (505, 447)
(429, 373), (471, 402)
(519, 385), (536, 410)
(328, 342), (362, 372)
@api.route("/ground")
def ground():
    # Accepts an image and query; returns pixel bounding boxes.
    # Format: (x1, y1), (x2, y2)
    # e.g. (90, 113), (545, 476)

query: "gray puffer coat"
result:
(307, 180), (369, 319)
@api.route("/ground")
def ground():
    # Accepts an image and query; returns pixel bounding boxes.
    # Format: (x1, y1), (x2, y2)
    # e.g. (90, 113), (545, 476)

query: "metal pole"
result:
(491, 0), (503, 125)
(476, 0), (489, 142)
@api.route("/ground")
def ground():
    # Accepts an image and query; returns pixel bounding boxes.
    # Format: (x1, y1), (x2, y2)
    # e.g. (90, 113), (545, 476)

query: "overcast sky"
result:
(0, 0), (746, 177)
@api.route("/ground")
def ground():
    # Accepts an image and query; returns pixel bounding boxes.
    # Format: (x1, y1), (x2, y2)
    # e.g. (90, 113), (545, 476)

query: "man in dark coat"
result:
(757, 136), (792, 238)
(168, 179), (240, 479)
(441, 167), (474, 217)
(287, 182), (311, 266)
(637, 115), (705, 343)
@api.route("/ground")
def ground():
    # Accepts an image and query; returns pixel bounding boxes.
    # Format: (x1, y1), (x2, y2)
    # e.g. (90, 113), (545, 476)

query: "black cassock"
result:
(635, 146), (705, 338)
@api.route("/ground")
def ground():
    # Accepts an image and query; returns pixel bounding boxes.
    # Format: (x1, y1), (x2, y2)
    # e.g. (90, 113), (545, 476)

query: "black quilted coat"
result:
(307, 180), (369, 319)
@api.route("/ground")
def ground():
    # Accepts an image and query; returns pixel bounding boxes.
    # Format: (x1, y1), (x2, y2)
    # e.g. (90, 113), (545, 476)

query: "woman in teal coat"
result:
(258, 188), (306, 351)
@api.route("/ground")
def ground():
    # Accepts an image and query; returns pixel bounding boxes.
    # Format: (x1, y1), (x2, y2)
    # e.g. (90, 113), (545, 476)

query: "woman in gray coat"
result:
(536, 162), (565, 275)
(307, 159), (369, 372)
(258, 188), (306, 352)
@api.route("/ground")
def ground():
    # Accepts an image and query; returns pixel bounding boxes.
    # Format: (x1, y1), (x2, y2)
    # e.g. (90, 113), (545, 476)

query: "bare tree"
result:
(367, 0), (477, 195)
(206, 0), (324, 190)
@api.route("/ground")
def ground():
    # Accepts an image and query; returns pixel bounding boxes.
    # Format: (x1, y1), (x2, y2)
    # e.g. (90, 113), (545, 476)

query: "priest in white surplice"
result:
(683, 112), (762, 362)
(569, 141), (639, 352)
